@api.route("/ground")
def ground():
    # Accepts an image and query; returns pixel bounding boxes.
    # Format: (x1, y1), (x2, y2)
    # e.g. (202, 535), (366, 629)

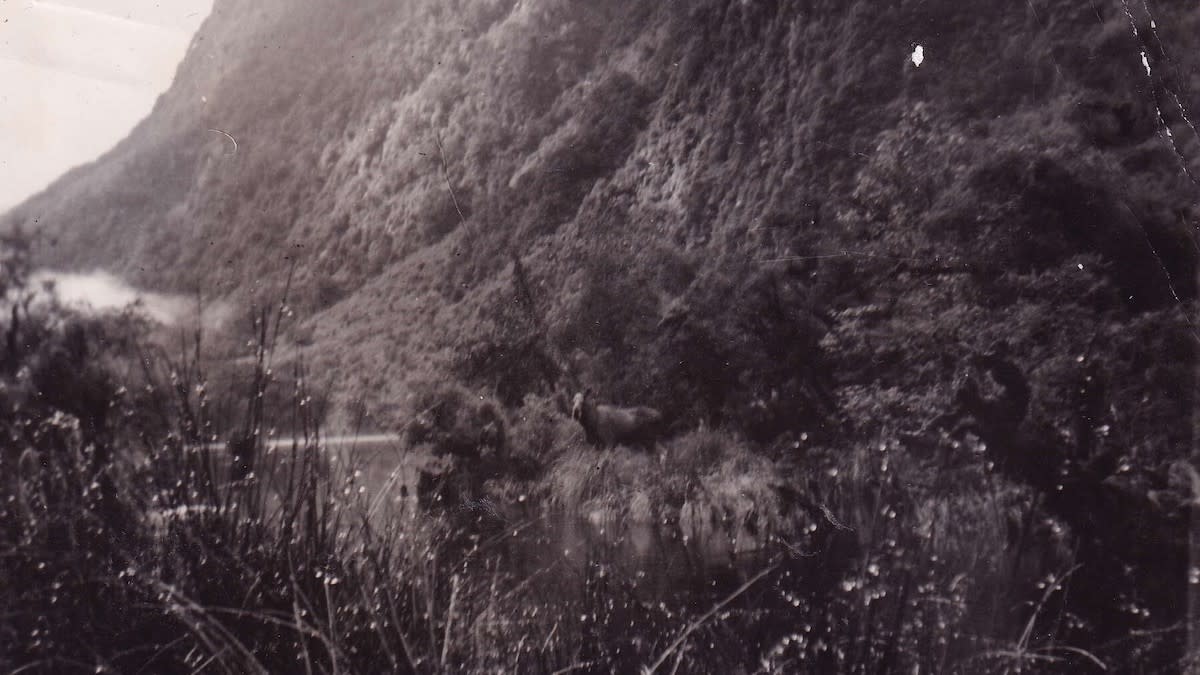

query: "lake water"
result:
(309, 433), (776, 607)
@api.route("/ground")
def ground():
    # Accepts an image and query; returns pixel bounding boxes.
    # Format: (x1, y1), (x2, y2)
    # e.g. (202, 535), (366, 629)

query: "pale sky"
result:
(0, 0), (213, 212)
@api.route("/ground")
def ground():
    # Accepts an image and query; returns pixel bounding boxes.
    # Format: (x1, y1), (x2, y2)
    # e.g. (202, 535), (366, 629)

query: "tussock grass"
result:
(540, 428), (804, 554)
(2, 263), (1187, 673)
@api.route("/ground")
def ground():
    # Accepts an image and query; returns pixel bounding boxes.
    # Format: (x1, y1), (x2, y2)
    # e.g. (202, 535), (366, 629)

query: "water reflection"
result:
(495, 513), (772, 609)
(336, 440), (775, 608)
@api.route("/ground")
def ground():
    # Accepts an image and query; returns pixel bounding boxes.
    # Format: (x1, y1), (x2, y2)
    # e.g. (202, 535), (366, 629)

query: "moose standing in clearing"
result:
(570, 389), (664, 449)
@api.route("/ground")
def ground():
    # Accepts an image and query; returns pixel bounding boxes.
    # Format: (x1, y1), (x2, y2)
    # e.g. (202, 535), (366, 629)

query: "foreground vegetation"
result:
(1, 230), (1194, 672)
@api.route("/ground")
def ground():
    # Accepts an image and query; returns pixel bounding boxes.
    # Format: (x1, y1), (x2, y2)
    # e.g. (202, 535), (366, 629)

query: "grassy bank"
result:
(2, 360), (1190, 673)
(1, 242), (1192, 674)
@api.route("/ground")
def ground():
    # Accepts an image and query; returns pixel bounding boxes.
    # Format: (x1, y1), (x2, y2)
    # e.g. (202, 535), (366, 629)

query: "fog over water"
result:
(32, 269), (225, 326)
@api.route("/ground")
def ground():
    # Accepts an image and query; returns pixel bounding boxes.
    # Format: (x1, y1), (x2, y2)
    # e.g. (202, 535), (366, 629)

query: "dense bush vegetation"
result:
(1, 223), (1196, 673)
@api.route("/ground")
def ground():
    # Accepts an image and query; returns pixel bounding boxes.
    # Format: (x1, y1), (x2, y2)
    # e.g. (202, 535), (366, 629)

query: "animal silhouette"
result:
(570, 390), (663, 449)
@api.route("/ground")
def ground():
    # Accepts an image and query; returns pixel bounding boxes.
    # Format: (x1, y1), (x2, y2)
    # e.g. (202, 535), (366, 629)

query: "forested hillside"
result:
(3, 0), (1200, 670)
(6, 0), (1196, 422)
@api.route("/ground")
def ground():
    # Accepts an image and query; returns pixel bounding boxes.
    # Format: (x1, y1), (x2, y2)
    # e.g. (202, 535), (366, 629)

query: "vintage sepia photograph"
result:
(1, 0), (1198, 672)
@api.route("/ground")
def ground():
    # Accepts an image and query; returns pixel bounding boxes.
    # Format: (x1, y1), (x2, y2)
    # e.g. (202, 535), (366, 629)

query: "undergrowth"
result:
(1, 246), (1192, 673)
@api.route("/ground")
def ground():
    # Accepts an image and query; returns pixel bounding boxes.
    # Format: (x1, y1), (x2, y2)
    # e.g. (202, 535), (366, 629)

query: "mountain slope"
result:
(4, 0), (1199, 428)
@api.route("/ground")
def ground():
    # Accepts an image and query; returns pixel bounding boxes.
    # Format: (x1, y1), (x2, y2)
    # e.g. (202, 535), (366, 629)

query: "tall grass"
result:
(0, 298), (763, 673)
(1, 298), (1187, 673)
(529, 420), (1180, 673)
